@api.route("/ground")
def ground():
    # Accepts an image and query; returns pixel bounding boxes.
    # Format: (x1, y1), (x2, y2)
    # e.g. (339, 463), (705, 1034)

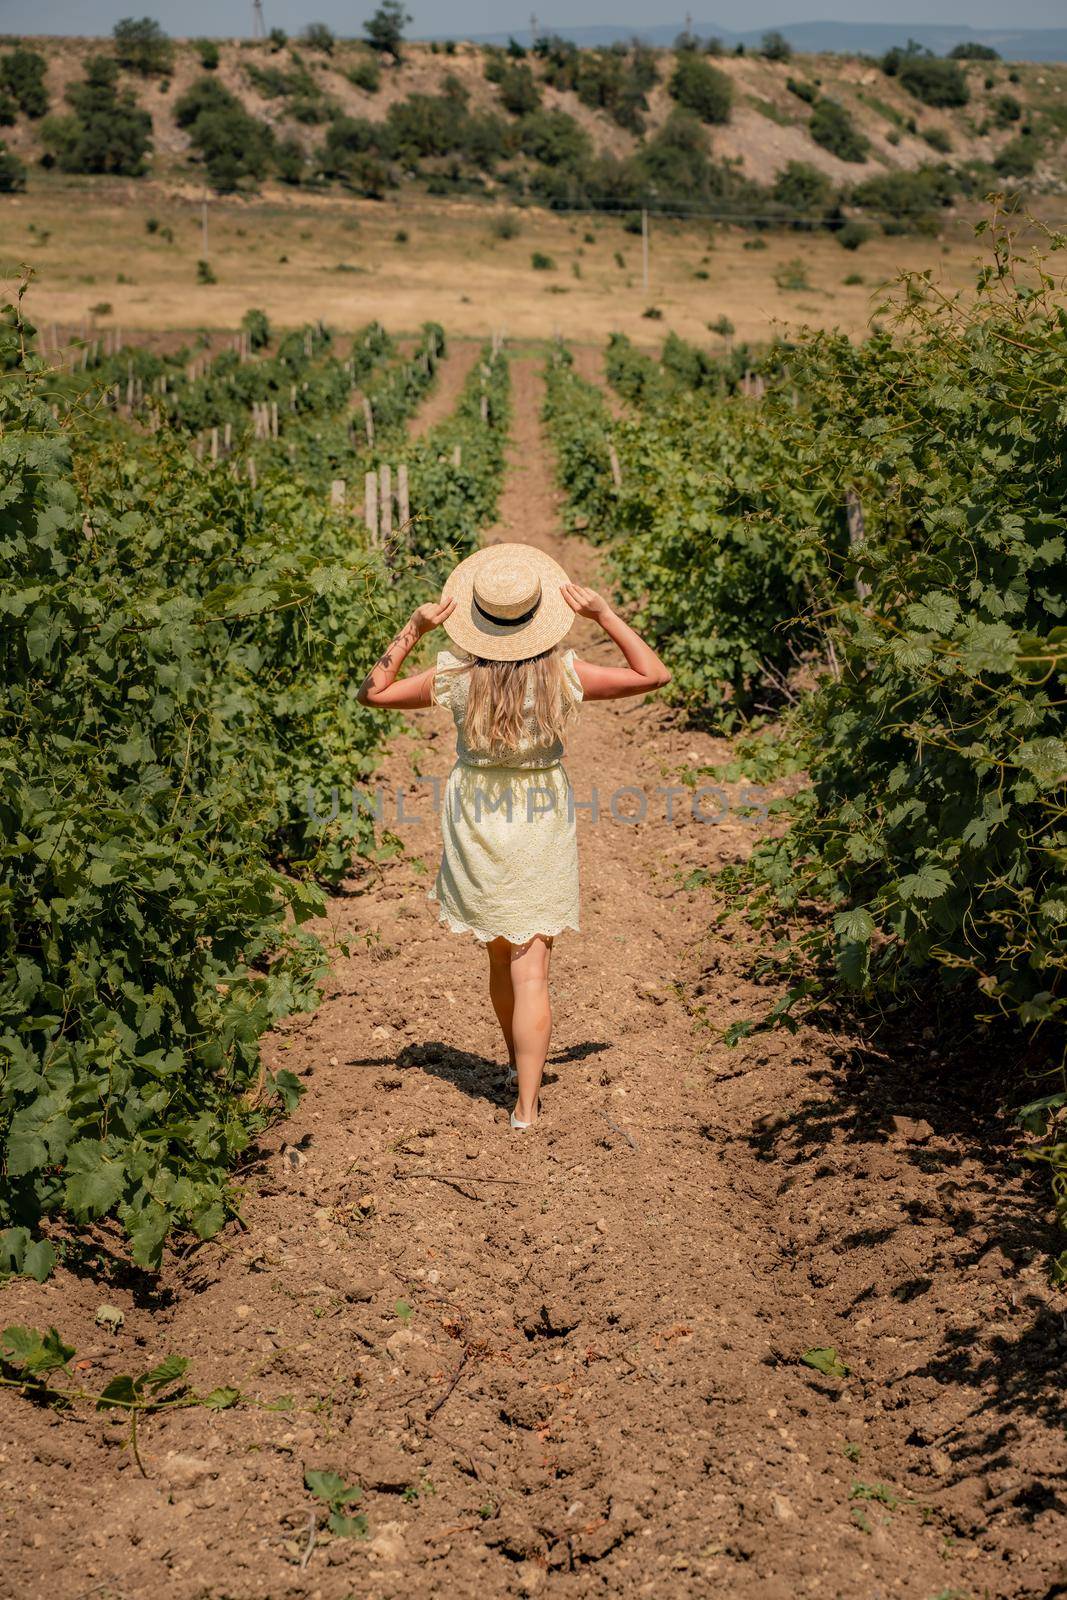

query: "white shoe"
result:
(510, 1111), (531, 1130)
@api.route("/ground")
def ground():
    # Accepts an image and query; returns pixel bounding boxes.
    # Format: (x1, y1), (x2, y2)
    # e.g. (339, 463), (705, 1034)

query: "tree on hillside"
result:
(365, 1), (412, 63)
(771, 159), (832, 222)
(112, 17), (174, 77)
(760, 31), (792, 62)
(949, 41), (999, 60)
(881, 43), (969, 107)
(301, 23), (335, 55)
(669, 53), (732, 124)
(0, 48), (49, 118)
(175, 76), (273, 191)
(40, 56), (152, 175)
(809, 97), (869, 162)
(0, 139), (26, 191)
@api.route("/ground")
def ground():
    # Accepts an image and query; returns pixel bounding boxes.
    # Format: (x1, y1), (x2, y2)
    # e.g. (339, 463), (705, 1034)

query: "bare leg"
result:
(486, 937), (515, 1071)
(510, 936), (552, 1125)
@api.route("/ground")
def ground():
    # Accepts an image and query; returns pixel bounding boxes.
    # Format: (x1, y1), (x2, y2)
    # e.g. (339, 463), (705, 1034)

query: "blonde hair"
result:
(459, 647), (576, 756)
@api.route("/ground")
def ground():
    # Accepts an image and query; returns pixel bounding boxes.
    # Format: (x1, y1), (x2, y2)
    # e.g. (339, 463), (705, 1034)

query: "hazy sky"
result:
(1, 0), (1064, 36)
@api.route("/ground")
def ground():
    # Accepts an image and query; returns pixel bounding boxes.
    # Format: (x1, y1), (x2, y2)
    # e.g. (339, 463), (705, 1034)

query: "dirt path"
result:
(407, 341), (480, 439)
(1, 360), (1063, 1600)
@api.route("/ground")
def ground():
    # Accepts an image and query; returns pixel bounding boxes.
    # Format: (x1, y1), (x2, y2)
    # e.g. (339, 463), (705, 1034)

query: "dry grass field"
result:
(1, 175), (1009, 346)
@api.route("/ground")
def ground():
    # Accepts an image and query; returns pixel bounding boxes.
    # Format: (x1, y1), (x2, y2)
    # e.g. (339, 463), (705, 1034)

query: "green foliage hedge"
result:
(0, 299), (510, 1270)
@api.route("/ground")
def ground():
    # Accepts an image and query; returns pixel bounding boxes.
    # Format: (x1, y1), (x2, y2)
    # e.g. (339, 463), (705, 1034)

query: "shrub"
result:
(347, 51), (381, 92)
(318, 118), (391, 194)
(770, 159), (832, 222)
(843, 270), (863, 283)
(536, 36), (657, 134)
(364, 0), (411, 63)
(994, 133), (1040, 176)
(269, 27), (287, 49)
(241, 307), (270, 347)
(883, 46), (970, 107)
(786, 77), (817, 104)
(836, 218), (871, 249)
(851, 164), (956, 228)
(40, 56), (152, 176)
(669, 52), (732, 123)
(274, 135), (305, 183)
(385, 91), (467, 160)
(112, 17), (174, 76)
(0, 92), (14, 126)
(519, 108), (590, 169)
(176, 78), (273, 191)
(195, 38), (220, 71)
(301, 23), (335, 55)
(760, 30), (792, 61)
(949, 41), (999, 59)
(531, 250), (555, 270)
(774, 256), (811, 290)
(993, 93), (1021, 126)
(196, 258), (216, 284)
(498, 62), (541, 116)
(707, 312), (734, 335)
(641, 305), (663, 319)
(809, 98), (869, 162)
(0, 139), (26, 190)
(922, 125), (952, 153)
(0, 48), (48, 118)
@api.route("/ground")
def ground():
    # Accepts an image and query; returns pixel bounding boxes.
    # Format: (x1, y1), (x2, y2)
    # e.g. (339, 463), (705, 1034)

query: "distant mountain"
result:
(434, 19), (1067, 63)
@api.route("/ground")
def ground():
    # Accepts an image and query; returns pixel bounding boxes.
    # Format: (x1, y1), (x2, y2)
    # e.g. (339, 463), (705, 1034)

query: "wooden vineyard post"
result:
(210, 426), (219, 463)
(379, 464), (392, 543)
(248, 457), (257, 490)
(362, 396), (375, 447)
(452, 444), (462, 468)
(364, 472), (379, 545)
(331, 479), (346, 508)
(271, 401), (279, 440)
(607, 442), (622, 491)
(223, 422), (232, 455)
(397, 464), (409, 532)
(846, 489), (871, 603)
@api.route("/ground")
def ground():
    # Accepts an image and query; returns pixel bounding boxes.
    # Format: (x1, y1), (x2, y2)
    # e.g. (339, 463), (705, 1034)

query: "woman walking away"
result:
(358, 543), (670, 1130)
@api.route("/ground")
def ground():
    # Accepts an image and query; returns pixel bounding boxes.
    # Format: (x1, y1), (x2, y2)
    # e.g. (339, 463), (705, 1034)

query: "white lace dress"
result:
(428, 647), (582, 945)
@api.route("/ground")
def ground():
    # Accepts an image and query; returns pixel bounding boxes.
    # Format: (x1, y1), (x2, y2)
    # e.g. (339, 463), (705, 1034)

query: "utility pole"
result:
(641, 206), (649, 295)
(201, 192), (209, 259)
(252, 0), (266, 40)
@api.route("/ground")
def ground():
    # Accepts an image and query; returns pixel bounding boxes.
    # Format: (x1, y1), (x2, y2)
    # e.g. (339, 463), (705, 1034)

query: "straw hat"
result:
(441, 542), (574, 662)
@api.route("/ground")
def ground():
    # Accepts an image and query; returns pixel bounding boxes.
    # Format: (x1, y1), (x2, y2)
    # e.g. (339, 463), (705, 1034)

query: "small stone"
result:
(368, 1520), (407, 1563)
(594, 1218), (608, 1235)
(235, 1304), (252, 1321)
(158, 1453), (216, 1491)
(372, 1026), (391, 1040)
(889, 1114), (935, 1143)
(770, 1492), (796, 1522)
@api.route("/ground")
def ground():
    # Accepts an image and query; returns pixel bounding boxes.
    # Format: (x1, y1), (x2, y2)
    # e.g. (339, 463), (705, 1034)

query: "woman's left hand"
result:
(410, 596), (456, 637)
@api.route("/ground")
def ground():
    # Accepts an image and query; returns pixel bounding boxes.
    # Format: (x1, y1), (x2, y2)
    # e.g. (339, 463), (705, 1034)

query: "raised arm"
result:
(561, 583), (671, 701)
(356, 597), (456, 710)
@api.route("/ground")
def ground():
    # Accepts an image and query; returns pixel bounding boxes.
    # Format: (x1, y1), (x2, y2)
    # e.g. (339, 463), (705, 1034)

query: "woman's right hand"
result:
(410, 596), (456, 637)
(561, 582), (613, 622)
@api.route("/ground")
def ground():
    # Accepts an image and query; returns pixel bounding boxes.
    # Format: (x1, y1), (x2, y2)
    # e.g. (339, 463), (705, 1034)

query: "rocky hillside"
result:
(1, 31), (1065, 217)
